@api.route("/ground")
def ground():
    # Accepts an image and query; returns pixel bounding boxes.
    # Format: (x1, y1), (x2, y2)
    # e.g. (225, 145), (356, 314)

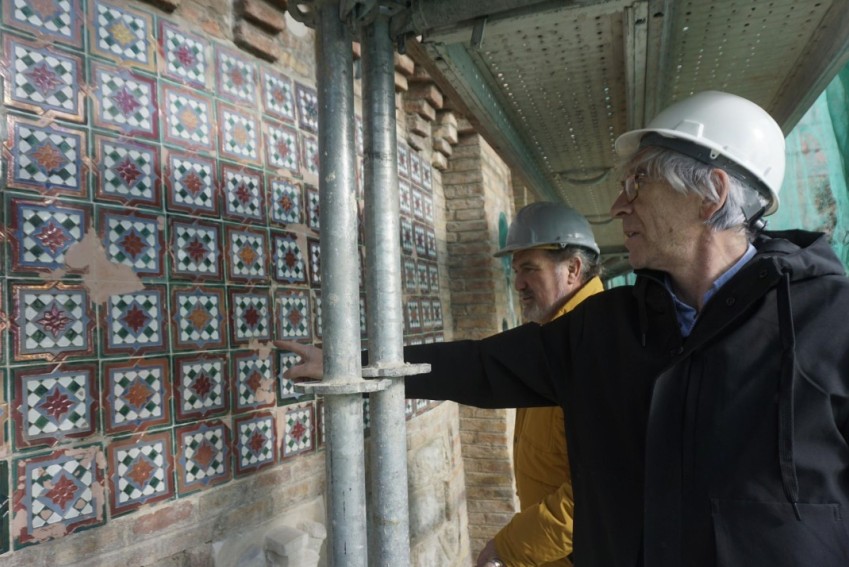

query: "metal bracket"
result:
(295, 377), (392, 395)
(361, 362), (432, 379)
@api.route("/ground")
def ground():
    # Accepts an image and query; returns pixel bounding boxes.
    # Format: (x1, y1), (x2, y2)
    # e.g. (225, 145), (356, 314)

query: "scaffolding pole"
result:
(361, 13), (411, 566)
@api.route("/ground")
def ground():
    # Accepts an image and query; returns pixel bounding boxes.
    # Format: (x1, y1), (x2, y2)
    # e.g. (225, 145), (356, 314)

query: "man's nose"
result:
(610, 190), (632, 218)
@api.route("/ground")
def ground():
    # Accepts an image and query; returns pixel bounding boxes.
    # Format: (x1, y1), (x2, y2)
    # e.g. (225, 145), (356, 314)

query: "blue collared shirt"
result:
(665, 244), (757, 337)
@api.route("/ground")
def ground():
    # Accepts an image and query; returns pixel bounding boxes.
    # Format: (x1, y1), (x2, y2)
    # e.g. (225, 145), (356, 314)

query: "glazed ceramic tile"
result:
(400, 217), (414, 255)
(406, 299), (421, 332)
(362, 398), (370, 433)
(294, 82), (318, 133)
(264, 120), (300, 175)
(316, 399), (325, 448)
(423, 193), (434, 223)
(107, 431), (174, 517)
(174, 354), (229, 421)
(271, 231), (307, 285)
(278, 350), (308, 403)
(421, 299), (434, 329)
(2, 34), (84, 122)
(415, 397), (428, 414)
(13, 445), (105, 547)
(225, 227), (268, 282)
(175, 420), (231, 495)
(422, 161), (433, 191)
(301, 133), (319, 177)
(2, 0), (84, 47)
(274, 288), (311, 341)
(417, 261), (430, 294)
(397, 143), (409, 179)
(411, 187), (424, 220)
(409, 151), (422, 185)
(12, 363), (98, 450)
(307, 237), (321, 288)
(432, 299), (443, 330)
(171, 286), (227, 351)
(234, 411), (276, 476)
(403, 258), (417, 293)
(359, 295), (367, 337)
(159, 20), (210, 89)
(103, 286), (166, 356)
(95, 134), (161, 208)
(229, 288), (271, 344)
(164, 148), (218, 217)
(281, 402), (314, 459)
(11, 282), (94, 362)
(428, 263), (440, 292)
(399, 179), (411, 217)
(260, 68), (296, 123)
(170, 218), (223, 281)
(162, 83), (215, 153)
(232, 351), (276, 412)
(89, 0), (155, 71)
(91, 62), (158, 139)
(268, 177), (302, 226)
(215, 46), (257, 106)
(7, 115), (87, 198)
(99, 208), (164, 277)
(103, 357), (171, 435)
(412, 222), (426, 257)
(312, 292), (322, 339)
(8, 198), (89, 274)
(218, 102), (262, 166)
(221, 163), (265, 222)
(426, 227), (437, 259)
(306, 184), (320, 232)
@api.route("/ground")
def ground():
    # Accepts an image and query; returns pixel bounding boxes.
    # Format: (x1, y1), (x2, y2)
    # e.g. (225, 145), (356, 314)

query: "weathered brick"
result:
(407, 131), (428, 151)
(134, 501), (195, 535)
(407, 112), (431, 137)
(240, 0), (286, 33)
(394, 53), (416, 75)
(395, 71), (408, 92)
(234, 21), (282, 62)
(431, 151), (449, 171)
(433, 136), (453, 157)
(408, 83), (444, 109)
(139, 0), (180, 11)
(405, 98), (437, 122)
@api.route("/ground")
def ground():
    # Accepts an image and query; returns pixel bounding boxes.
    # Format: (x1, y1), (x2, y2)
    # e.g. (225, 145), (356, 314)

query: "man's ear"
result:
(702, 169), (730, 221)
(566, 255), (583, 284)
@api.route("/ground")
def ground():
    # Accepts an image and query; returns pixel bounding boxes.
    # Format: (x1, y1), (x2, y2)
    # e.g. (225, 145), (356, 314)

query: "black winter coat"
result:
(404, 230), (849, 566)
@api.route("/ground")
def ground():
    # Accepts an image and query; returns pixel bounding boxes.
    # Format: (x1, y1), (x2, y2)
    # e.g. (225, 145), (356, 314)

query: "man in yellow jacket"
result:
(478, 202), (604, 567)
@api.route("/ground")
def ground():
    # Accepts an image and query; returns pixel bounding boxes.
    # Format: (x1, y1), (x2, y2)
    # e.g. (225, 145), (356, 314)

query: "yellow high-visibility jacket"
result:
(494, 277), (604, 567)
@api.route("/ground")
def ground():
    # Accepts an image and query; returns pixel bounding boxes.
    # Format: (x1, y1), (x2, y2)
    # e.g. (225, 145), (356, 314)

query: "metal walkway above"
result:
(397, 0), (849, 264)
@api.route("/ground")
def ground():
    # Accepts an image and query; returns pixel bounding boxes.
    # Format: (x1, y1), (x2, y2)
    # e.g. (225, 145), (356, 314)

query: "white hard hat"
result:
(615, 91), (785, 215)
(494, 201), (599, 257)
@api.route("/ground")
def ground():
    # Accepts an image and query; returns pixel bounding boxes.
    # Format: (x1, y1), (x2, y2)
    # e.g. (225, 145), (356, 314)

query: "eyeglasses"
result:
(619, 172), (647, 203)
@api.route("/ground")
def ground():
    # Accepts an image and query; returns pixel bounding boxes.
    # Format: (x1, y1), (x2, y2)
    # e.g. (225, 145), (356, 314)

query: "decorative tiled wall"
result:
(0, 0), (444, 555)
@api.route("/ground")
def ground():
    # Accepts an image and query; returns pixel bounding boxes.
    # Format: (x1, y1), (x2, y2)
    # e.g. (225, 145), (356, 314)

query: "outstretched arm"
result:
(274, 340), (323, 380)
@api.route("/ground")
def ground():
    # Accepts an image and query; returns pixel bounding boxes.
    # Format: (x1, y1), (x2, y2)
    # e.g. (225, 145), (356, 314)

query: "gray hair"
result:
(546, 246), (602, 282)
(625, 147), (769, 239)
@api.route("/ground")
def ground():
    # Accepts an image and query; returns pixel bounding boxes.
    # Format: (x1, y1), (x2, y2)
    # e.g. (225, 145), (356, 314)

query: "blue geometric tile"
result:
(412, 187), (424, 220)
(11, 282), (94, 362)
(218, 102), (262, 166)
(174, 354), (229, 422)
(2, 34), (84, 122)
(103, 357), (171, 435)
(399, 179), (412, 216)
(8, 198), (89, 274)
(89, 0), (155, 71)
(428, 262), (440, 292)
(307, 237), (321, 288)
(229, 288), (271, 344)
(232, 351), (276, 412)
(400, 217), (414, 255)
(417, 260), (430, 294)
(295, 81), (318, 133)
(423, 192), (434, 223)
(403, 257), (417, 293)
(94, 135), (161, 208)
(281, 402), (314, 459)
(176, 420), (231, 495)
(422, 160), (433, 191)
(410, 150), (423, 185)
(421, 298), (434, 329)
(274, 288), (311, 341)
(13, 446), (105, 547)
(103, 286), (166, 356)
(271, 231), (307, 285)
(99, 208), (164, 277)
(215, 46), (257, 106)
(2, 0), (84, 48)
(234, 411), (276, 476)
(12, 363), (98, 450)
(313, 292), (322, 339)
(91, 62), (158, 140)
(260, 68), (296, 123)
(405, 298), (421, 333)
(170, 218), (222, 280)
(432, 298), (443, 330)
(164, 148), (218, 217)
(162, 83), (215, 153)
(107, 431), (174, 517)
(397, 143), (409, 179)
(264, 120), (300, 175)
(301, 132), (319, 178)
(413, 221), (427, 257)
(159, 20), (210, 89)
(221, 163), (265, 223)
(268, 176), (302, 226)
(277, 350), (310, 404)
(426, 226), (437, 259)
(7, 115), (87, 198)
(225, 227), (268, 283)
(171, 286), (227, 351)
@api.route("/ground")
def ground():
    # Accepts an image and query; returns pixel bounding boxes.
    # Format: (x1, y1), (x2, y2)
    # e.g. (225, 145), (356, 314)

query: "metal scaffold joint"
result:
(294, 378), (392, 395)
(361, 362), (432, 378)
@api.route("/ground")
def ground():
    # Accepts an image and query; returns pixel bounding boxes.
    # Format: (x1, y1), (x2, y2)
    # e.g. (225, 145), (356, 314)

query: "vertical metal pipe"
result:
(361, 13), (411, 566)
(315, 2), (368, 565)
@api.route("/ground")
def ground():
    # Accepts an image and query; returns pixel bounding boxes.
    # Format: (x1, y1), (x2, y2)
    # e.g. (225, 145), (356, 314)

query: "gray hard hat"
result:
(494, 202), (599, 257)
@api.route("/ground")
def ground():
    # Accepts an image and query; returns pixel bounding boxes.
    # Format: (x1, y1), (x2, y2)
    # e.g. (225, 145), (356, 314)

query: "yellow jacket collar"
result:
(548, 276), (605, 323)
